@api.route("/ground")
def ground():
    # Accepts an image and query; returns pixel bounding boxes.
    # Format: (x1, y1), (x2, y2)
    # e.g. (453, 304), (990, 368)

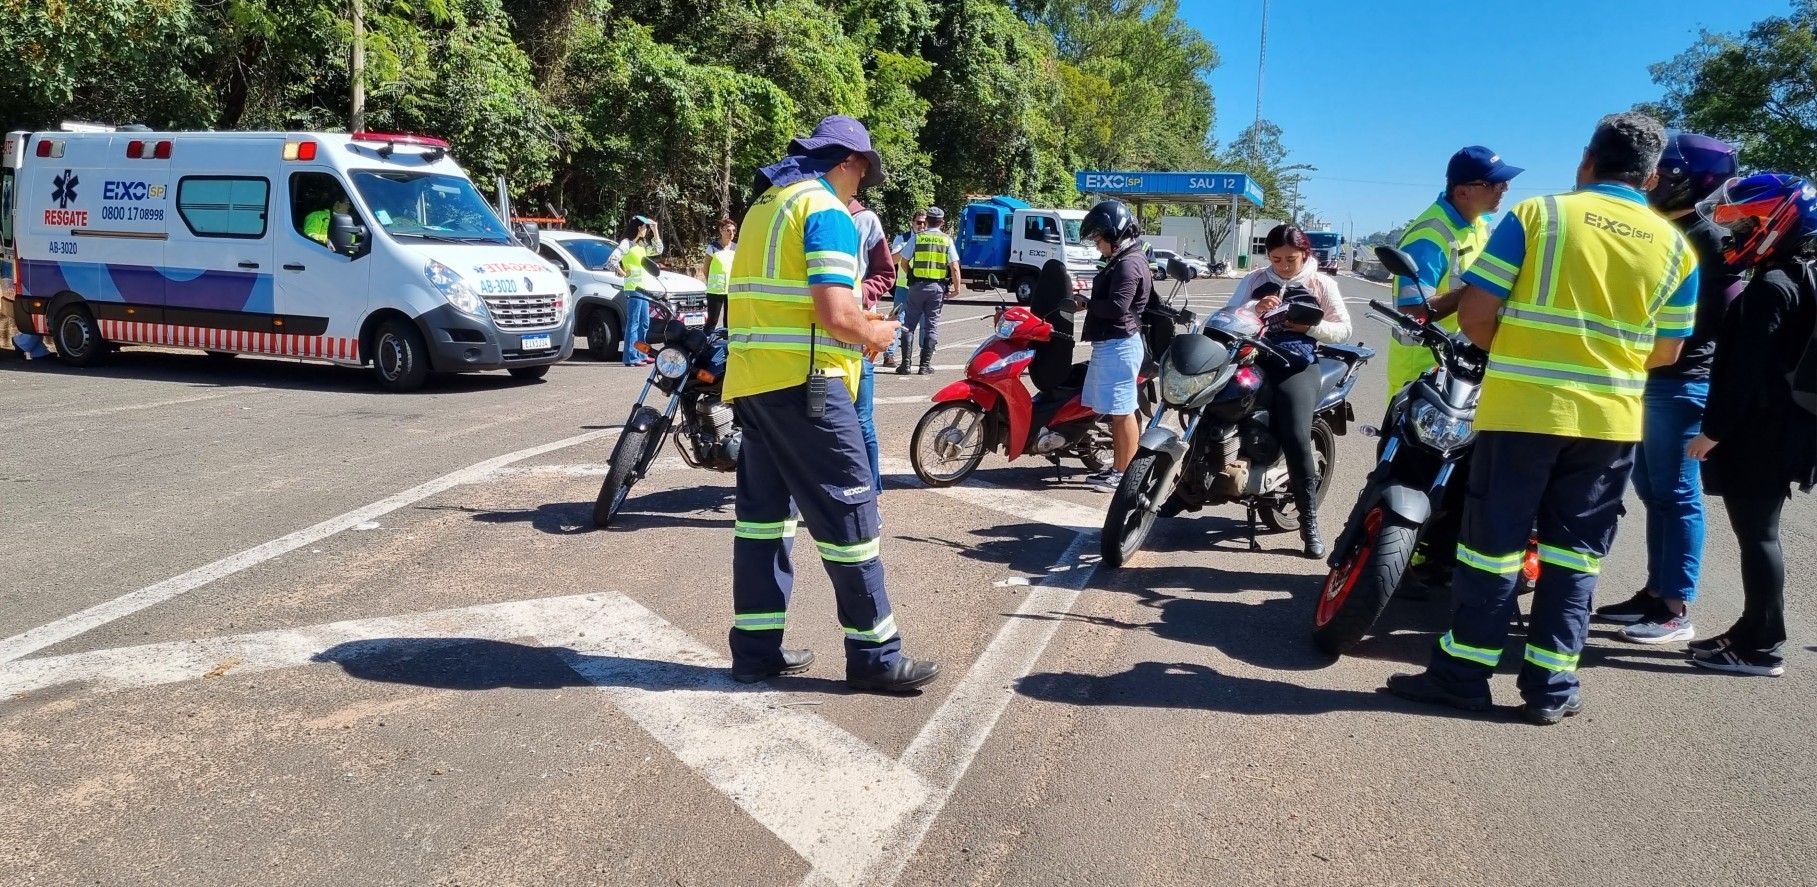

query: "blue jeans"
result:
(622, 292), (651, 364)
(1630, 376), (1708, 602)
(857, 359), (880, 492)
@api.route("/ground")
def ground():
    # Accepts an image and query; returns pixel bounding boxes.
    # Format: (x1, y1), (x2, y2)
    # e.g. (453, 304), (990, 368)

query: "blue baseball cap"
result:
(1446, 146), (1523, 186)
(788, 115), (886, 189)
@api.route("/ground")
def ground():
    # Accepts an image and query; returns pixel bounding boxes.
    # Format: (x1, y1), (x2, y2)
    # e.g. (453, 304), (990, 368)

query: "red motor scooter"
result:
(908, 259), (1183, 487)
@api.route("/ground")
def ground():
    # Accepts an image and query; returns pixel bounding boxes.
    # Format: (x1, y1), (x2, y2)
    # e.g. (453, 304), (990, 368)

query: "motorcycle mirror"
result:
(1373, 246), (1420, 280)
(1166, 257), (1193, 281)
(640, 257), (670, 296)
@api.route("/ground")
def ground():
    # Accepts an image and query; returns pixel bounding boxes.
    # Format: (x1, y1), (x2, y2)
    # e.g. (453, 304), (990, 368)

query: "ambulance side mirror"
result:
(513, 220), (541, 252)
(329, 213), (369, 259)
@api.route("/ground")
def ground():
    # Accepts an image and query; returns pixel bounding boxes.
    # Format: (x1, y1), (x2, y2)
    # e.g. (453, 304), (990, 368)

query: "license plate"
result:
(683, 312), (706, 327)
(520, 333), (552, 350)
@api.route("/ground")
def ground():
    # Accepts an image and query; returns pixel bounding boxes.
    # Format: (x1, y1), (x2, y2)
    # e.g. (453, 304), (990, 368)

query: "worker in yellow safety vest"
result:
(1386, 113), (1701, 726)
(704, 217), (736, 330)
(895, 206), (961, 375)
(1385, 146), (1523, 398)
(723, 115), (940, 694)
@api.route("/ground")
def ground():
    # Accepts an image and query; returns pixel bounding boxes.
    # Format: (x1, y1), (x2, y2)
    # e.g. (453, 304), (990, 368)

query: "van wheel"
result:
(54, 305), (108, 367)
(586, 310), (621, 361)
(372, 318), (430, 392)
(508, 365), (550, 381)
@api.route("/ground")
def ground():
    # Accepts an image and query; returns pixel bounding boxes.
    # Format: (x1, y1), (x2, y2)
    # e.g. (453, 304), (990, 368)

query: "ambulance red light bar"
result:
(350, 132), (449, 148)
(35, 139), (64, 159)
(281, 141), (319, 161)
(125, 140), (172, 159)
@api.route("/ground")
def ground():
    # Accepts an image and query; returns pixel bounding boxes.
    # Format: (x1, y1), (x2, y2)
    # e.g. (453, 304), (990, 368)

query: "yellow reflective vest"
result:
(911, 230), (954, 281)
(706, 246), (734, 296)
(724, 178), (865, 401)
(1388, 198), (1490, 396)
(1468, 186), (1699, 442)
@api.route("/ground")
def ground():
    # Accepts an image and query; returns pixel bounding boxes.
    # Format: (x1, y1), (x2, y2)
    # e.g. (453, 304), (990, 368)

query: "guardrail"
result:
(1352, 257), (1392, 283)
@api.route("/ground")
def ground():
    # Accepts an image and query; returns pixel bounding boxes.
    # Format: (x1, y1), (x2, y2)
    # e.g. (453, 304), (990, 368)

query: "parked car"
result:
(1148, 248), (1212, 281)
(536, 229), (709, 361)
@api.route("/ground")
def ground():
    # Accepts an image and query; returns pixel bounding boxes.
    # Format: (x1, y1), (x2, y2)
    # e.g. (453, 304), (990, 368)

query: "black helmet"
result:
(1080, 200), (1139, 244)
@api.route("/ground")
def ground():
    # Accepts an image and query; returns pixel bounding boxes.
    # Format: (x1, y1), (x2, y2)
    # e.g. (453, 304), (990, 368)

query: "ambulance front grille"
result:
(485, 294), (562, 330)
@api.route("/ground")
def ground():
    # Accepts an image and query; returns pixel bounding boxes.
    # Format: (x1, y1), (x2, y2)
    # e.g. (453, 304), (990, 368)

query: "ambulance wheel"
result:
(509, 365), (550, 381)
(585, 310), (620, 361)
(372, 318), (430, 392)
(54, 305), (108, 367)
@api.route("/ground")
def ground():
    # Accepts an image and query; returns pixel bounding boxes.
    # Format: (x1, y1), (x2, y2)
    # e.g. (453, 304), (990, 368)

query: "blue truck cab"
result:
(957, 196), (1098, 304)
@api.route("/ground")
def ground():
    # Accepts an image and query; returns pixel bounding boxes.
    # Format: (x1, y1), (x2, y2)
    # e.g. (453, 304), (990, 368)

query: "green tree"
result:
(1641, 0), (1817, 175)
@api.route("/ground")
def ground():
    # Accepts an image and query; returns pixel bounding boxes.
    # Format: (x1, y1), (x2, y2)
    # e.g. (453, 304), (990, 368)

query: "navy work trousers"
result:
(729, 381), (902, 679)
(1427, 430), (1635, 708)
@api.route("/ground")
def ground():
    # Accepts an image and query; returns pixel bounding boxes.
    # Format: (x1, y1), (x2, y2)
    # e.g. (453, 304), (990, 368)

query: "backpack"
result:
(1788, 260), (1817, 417)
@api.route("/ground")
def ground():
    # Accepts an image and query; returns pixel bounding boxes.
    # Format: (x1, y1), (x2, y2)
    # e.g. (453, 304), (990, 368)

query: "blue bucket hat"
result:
(788, 115), (886, 189)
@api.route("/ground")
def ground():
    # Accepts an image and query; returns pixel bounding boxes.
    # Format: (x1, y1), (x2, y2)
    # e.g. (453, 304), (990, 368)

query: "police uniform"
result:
(724, 176), (904, 679)
(1424, 182), (1700, 710)
(897, 224), (957, 372)
(1387, 196), (1491, 397)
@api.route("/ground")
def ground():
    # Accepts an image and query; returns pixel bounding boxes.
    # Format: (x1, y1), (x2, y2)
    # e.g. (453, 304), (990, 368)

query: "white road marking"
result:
(872, 395), (932, 406)
(0, 591), (933, 887)
(0, 427), (621, 665)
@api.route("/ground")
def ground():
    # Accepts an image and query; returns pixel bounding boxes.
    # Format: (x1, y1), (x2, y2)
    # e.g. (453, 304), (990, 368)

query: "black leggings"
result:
(1267, 361), (1321, 495)
(705, 294), (728, 331)
(1722, 487), (1789, 651)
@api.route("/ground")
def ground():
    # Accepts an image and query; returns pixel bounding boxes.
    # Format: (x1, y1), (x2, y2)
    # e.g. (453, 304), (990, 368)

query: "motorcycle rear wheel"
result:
(1100, 452), (1165, 568)
(593, 407), (663, 528)
(1259, 417), (1337, 532)
(911, 401), (989, 487)
(1312, 507), (1417, 655)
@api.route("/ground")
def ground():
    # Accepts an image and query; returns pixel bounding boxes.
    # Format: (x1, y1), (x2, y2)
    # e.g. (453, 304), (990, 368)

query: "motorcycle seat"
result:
(1033, 361), (1090, 397)
(1316, 342), (1374, 364)
(1317, 358), (1349, 396)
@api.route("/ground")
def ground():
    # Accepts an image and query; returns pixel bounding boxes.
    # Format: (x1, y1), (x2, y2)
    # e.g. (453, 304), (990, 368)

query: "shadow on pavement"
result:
(1015, 660), (1492, 721)
(895, 520), (1077, 579)
(0, 350), (543, 394)
(313, 637), (870, 695)
(438, 485), (736, 535)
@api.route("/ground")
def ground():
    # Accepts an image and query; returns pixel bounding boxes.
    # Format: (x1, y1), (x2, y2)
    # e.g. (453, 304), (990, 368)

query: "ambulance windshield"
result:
(350, 170), (512, 244)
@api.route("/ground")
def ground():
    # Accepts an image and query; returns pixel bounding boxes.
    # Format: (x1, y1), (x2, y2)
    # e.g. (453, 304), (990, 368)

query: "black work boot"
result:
(1295, 478), (1326, 559)
(896, 335), (914, 375)
(848, 657), (941, 693)
(730, 648), (816, 684)
(918, 345), (935, 375)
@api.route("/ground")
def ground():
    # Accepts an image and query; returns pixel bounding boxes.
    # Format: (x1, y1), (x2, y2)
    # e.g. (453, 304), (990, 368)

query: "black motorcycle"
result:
(1311, 246), (1495, 654)
(1100, 259), (1372, 566)
(593, 258), (738, 528)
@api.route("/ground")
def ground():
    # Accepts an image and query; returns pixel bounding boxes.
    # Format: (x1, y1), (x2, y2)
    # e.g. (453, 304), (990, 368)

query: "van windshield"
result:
(350, 170), (511, 244)
(1061, 218), (1083, 243)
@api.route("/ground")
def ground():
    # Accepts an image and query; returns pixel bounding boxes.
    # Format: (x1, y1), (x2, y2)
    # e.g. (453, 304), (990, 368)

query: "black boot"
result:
(918, 345), (935, 375)
(896, 334), (914, 374)
(1295, 478), (1326, 559)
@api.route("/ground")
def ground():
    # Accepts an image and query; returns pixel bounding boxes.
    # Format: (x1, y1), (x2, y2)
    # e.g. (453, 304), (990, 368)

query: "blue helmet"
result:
(1696, 173), (1817, 265)
(1650, 133), (1739, 213)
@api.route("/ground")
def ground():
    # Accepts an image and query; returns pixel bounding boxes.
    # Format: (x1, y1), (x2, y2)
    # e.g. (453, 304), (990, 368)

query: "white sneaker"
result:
(1089, 470), (1123, 493)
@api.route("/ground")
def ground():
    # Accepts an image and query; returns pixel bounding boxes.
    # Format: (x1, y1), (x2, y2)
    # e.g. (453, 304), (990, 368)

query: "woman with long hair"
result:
(1224, 224), (1354, 557)
(612, 215), (665, 366)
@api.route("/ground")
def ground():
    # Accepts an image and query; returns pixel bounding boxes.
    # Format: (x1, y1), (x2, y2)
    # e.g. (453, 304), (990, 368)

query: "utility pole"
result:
(350, 0), (366, 132)
(1252, 0), (1267, 158)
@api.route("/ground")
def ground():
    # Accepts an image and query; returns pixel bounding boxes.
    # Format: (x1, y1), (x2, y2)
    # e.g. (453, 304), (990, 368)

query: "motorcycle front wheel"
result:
(593, 406), (664, 528)
(1100, 451), (1166, 568)
(910, 401), (989, 487)
(1312, 507), (1417, 655)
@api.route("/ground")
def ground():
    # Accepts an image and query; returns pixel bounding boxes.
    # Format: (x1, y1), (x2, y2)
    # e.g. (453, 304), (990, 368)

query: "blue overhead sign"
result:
(1075, 171), (1263, 206)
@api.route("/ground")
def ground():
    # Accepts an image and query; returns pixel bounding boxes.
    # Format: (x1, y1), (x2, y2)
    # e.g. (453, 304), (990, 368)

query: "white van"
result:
(2, 128), (573, 390)
(535, 228), (709, 361)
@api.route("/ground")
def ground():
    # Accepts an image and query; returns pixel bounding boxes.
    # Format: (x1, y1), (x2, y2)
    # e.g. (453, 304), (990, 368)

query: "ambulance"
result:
(2, 127), (573, 390)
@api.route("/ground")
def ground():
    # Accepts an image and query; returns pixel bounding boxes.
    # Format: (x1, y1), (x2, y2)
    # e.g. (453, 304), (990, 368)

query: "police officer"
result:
(1386, 113), (1701, 726)
(723, 115), (941, 693)
(883, 211), (927, 368)
(896, 206), (961, 375)
(1386, 146), (1523, 397)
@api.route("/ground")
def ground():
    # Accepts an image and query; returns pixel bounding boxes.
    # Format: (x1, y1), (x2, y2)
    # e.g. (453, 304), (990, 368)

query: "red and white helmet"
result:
(1695, 173), (1817, 266)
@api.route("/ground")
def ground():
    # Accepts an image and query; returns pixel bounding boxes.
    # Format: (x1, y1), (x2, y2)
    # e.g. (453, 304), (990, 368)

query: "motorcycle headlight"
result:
(1159, 362), (1218, 405)
(655, 347), (691, 379)
(423, 260), (488, 318)
(1412, 400), (1474, 451)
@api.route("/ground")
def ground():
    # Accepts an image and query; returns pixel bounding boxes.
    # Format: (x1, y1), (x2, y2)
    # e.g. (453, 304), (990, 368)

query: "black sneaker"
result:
(1594, 589), (1656, 624)
(1691, 646), (1785, 677)
(1384, 672), (1492, 713)
(1520, 694), (1583, 726)
(1687, 632), (1733, 656)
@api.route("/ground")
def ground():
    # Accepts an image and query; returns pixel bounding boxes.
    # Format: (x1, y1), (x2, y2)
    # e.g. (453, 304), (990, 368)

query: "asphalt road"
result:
(2, 274), (1813, 886)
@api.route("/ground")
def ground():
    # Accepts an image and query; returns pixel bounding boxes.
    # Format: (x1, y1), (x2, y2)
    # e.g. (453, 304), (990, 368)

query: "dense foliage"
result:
(1640, 0), (1817, 177)
(2, 0), (1304, 257)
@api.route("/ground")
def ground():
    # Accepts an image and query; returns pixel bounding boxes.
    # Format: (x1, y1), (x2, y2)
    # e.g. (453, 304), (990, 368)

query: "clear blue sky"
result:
(1181, 0), (1784, 236)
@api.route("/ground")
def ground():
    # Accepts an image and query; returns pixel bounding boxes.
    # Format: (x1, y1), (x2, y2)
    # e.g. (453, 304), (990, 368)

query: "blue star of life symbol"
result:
(52, 170), (79, 208)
